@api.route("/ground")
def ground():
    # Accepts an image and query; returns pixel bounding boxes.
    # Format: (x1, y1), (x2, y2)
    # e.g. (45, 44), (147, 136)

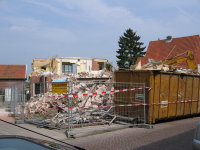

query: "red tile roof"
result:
(0, 65), (27, 79)
(136, 35), (200, 68)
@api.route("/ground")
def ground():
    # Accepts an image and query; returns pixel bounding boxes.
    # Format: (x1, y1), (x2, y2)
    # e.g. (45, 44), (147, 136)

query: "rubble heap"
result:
(131, 59), (199, 75)
(24, 69), (114, 127)
(31, 69), (112, 80)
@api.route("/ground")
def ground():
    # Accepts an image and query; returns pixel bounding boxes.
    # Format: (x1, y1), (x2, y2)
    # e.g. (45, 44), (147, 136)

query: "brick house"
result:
(0, 65), (27, 102)
(136, 35), (200, 70)
(0, 64), (27, 88)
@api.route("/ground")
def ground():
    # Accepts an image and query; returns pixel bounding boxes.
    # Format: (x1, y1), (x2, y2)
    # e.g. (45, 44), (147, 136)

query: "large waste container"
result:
(114, 70), (200, 124)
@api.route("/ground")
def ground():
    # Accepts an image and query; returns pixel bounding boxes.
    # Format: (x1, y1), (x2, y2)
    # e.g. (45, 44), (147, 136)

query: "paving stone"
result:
(0, 108), (199, 149)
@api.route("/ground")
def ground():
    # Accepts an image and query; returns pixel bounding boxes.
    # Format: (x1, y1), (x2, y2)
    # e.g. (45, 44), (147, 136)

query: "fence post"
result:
(22, 81), (24, 122)
(68, 81), (70, 132)
(65, 81), (75, 138)
(8, 85), (16, 117)
(143, 83), (146, 124)
(70, 81), (73, 131)
(13, 85), (16, 116)
(10, 86), (12, 113)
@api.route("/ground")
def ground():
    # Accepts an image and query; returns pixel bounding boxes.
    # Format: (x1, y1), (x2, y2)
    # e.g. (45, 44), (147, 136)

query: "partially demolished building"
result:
(24, 57), (116, 129)
(30, 57), (108, 75)
(29, 57), (109, 79)
(28, 57), (112, 97)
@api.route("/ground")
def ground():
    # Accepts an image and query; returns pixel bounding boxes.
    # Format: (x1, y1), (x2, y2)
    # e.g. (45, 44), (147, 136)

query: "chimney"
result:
(166, 35), (172, 43)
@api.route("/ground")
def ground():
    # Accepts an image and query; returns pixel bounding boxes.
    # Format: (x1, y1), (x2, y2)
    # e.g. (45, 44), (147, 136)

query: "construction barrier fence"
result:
(0, 83), (25, 120)
(0, 86), (10, 108)
(1, 81), (148, 134)
(10, 82), (25, 120)
(23, 81), (147, 133)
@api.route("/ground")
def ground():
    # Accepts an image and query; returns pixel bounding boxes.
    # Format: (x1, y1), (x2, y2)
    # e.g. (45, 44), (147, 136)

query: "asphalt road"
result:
(0, 109), (199, 150)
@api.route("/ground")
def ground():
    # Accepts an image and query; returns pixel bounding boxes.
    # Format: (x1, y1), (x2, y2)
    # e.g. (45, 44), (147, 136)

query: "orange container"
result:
(114, 70), (200, 124)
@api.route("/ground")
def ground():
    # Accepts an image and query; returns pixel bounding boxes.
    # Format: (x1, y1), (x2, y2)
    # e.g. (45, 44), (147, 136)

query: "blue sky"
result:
(0, 0), (200, 76)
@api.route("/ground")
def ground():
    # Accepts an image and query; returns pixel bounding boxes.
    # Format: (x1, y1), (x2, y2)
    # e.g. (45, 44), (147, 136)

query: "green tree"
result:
(116, 28), (146, 68)
(105, 62), (113, 72)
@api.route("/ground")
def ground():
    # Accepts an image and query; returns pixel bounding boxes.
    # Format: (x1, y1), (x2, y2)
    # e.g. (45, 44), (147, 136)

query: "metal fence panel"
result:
(0, 95), (5, 108)
(23, 81), (147, 134)
(8, 82), (25, 120)
(0, 86), (11, 108)
(24, 81), (67, 128)
(65, 82), (146, 132)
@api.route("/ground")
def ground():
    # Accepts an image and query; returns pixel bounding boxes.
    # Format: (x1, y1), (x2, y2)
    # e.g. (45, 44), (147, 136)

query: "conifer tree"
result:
(116, 28), (146, 68)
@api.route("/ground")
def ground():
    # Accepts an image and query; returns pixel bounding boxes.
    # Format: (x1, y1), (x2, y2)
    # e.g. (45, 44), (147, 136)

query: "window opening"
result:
(99, 63), (104, 70)
(62, 64), (73, 74)
(41, 66), (46, 70)
(35, 83), (40, 95)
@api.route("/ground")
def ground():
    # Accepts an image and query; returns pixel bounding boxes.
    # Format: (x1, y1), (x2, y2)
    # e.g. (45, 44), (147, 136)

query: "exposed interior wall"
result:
(56, 58), (93, 73)
(55, 59), (61, 74)
(77, 60), (87, 73)
(92, 59), (99, 71)
(87, 60), (92, 72)
(95, 59), (107, 70)
(55, 59), (59, 73)
(31, 58), (108, 75)
(32, 59), (53, 71)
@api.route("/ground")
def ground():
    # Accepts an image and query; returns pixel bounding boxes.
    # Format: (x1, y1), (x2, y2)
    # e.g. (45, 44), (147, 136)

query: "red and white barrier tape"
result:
(33, 87), (200, 110)
(49, 103), (150, 109)
(150, 100), (199, 105)
(34, 99), (200, 109)
(47, 87), (150, 98)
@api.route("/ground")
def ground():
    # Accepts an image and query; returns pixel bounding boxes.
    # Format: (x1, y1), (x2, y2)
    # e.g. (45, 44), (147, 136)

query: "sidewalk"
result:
(0, 108), (198, 150)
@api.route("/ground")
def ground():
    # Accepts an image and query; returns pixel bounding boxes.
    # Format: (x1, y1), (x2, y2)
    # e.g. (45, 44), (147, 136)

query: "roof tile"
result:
(0, 65), (26, 79)
(136, 35), (200, 68)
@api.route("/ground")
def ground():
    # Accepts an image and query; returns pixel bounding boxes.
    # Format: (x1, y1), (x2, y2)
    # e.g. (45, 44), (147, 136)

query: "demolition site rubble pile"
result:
(131, 59), (199, 75)
(23, 69), (115, 128)
(31, 68), (112, 81)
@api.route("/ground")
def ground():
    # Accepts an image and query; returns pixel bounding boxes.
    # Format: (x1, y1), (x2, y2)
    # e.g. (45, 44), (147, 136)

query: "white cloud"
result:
(10, 26), (29, 31)
(58, 0), (140, 24)
(2, 0), (180, 44)
(148, 0), (200, 8)
(1, 16), (76, 42)
(23, 0), (142, 24)
(176, 6), (200, 23)
(2, 17), (44, 30)
(23, 0), (73, 17)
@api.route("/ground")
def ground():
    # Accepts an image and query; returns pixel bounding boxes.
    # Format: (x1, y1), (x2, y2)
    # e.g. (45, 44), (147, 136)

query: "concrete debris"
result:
(24, 68), (115, 128)
(131, 59), (198, 75)
(24, 96), (115, 128)
(32, 68), (112, 79)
